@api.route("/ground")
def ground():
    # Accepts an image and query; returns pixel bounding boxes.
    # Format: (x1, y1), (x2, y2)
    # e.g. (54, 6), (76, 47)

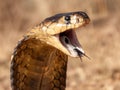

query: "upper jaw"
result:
(41, 12), (90, 35)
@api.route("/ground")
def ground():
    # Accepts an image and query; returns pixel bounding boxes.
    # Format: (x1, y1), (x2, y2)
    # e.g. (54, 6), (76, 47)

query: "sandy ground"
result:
(0, 0), (120, 90)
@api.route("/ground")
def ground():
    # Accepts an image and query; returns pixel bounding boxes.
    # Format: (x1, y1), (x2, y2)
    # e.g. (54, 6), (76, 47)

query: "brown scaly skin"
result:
(10, 11), (90, 90)
(11, 38), (67, 90)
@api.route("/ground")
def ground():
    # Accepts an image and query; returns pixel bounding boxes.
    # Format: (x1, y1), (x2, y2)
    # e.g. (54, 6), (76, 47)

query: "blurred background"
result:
(0, 0), (120, 90)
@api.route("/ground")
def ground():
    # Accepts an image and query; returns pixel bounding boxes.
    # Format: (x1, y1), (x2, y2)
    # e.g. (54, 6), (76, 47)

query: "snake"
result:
(10, 11), (90, 90)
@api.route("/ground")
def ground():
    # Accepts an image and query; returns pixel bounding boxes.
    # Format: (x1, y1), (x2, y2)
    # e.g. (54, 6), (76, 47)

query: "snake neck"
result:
(11, 38), (68, 90)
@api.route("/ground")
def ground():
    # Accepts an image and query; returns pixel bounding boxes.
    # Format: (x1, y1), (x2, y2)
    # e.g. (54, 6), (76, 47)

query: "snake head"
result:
(32, 11), (90, 58)
(42, 11), (90, 35)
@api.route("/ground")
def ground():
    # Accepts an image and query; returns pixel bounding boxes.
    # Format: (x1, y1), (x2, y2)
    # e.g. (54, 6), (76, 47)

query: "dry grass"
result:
(0, 0), (120, 90)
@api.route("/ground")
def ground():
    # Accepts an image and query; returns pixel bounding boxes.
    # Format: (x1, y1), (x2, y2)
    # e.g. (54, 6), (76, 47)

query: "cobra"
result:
(10, 11), (90, 90)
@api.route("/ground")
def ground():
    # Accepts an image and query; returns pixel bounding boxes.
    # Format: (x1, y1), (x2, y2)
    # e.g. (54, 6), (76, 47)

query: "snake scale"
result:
(10, 11), (90, 90)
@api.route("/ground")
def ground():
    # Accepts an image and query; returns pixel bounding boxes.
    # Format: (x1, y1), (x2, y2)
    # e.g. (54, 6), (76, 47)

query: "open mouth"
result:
(43, 11), (90, 59)
(59, 29), (87, 59)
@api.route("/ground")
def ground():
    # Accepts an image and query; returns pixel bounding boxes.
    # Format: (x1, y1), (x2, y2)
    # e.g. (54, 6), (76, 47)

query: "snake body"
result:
(10, 11), (90, 90)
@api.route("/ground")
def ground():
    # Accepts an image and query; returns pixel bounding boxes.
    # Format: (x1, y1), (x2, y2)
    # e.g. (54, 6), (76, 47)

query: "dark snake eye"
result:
(65, 15), (71, 21)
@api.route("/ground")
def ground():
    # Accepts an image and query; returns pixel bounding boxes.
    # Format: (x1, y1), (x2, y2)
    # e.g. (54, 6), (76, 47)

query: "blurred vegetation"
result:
(0, 0), (120, 90)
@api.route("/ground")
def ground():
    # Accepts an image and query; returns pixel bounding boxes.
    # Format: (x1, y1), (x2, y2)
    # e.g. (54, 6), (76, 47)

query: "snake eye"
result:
(65, 15), (71, 24)
(65, 15), (71, 22)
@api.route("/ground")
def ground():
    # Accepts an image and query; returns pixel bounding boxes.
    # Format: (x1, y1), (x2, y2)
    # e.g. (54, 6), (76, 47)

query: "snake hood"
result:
(27, 11), (90, 58)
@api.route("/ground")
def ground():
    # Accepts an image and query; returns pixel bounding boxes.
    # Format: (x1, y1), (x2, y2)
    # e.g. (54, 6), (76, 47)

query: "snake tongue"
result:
(74, 47), (90, 60)
(59, 29), (85, 57)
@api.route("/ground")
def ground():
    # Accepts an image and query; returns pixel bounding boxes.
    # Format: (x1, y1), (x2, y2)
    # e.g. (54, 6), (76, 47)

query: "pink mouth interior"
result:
(59, 29), (81, 47)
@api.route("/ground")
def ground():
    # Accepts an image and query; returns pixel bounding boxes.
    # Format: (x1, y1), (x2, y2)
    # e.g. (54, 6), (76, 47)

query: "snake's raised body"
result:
(10, 11), (90, 90)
